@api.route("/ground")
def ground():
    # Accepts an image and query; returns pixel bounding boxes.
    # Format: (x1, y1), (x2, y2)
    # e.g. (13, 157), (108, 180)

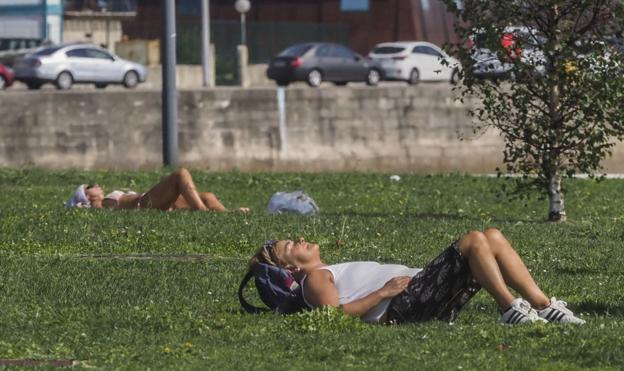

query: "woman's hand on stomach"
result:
(378, 276), (411, 298)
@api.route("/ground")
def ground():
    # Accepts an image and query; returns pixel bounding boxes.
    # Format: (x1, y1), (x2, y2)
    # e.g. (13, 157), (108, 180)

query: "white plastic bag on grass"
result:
(267, 191), (320, 215)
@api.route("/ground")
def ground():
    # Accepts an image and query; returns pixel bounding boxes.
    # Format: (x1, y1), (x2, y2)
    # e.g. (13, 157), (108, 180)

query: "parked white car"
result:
(14, 43), (148, 90)
(369, 41), (460, 84)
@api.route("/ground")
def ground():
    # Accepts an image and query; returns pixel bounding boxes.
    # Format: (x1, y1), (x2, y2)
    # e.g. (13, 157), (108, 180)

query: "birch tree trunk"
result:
(548, 171), (566, 221)
(547, 21), (565, 222)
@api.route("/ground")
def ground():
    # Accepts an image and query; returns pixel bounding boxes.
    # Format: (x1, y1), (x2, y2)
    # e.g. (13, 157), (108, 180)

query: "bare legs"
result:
(483, 228), (550, 309)
(458, 228), (550, 310)
(139, 168), (208, 211)
(172, 191), (227, 212)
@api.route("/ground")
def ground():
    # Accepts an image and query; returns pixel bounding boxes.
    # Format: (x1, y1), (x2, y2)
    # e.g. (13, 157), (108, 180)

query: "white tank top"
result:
(303, 262), (422, 322)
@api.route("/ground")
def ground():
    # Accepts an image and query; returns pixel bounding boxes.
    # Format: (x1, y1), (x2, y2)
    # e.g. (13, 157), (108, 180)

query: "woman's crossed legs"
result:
(458, 228), (549, 310)
(136, 168), (248, 212)
(386, 229), (584, 325)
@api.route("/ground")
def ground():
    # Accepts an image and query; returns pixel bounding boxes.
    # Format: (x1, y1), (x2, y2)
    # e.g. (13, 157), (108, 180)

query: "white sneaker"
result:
(537, 297), (586, 325)
(500, 298), (548, 325)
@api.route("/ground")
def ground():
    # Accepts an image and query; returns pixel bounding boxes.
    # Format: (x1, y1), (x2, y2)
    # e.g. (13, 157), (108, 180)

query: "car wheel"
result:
(408, 69), (420, 85)
(276, 80), (290, 87)
(0, 75), (6, 90)
(55, 71), (73, 90)
(123, 70), (139, 88)
(26, 82), (42, 90)
(306, 69), (322, 88)
(334, 81), (348, 86)
(450, 69), (460, 85)
(365, 69), (381, 86)
(95, 83), (107, 89)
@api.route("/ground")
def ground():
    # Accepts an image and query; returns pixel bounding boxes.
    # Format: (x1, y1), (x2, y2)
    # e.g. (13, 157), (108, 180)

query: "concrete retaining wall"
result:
(1, 85), (623, 172)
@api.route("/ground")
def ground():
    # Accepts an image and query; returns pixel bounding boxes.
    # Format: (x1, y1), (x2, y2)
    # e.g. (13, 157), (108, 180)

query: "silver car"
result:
(14, 43), (148, 90)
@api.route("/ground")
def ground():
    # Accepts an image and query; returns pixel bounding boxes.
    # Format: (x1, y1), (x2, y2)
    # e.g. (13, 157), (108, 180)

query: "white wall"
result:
(0, 16), (42, 38)
(63, 19), (123, 52)
(0, 0), (62, 43)
(0, 0), (40, 5)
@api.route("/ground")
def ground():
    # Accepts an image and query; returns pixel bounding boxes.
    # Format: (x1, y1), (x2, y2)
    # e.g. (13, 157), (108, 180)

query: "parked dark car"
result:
(0, 63), (15, 90)
(266, 42), (383, 87)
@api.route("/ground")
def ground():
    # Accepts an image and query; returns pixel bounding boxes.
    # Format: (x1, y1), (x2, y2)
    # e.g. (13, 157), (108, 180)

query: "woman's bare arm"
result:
(341, 276), (411, 317)
(303, 270), (340, 307)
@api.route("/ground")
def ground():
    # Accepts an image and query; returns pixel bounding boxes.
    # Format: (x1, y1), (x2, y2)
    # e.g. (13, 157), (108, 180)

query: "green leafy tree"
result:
(442, 0), (624, 221)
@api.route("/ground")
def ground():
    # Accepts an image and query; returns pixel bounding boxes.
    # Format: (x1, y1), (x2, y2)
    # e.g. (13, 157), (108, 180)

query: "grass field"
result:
(0, 168), (623, 370)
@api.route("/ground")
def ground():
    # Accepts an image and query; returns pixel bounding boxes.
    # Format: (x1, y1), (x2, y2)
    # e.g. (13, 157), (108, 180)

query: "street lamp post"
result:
(161, 0), (178, 167)
(234, 0), (250, 46)
(201, 0), (211, 87)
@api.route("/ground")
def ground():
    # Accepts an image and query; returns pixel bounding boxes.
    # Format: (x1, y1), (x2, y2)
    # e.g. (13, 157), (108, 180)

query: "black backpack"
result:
(238, 262), (310, 314)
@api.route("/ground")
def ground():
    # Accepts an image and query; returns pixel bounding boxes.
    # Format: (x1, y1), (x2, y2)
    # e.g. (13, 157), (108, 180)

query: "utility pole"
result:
(161, 0), (178, 167)
(201, 0), (211, 87)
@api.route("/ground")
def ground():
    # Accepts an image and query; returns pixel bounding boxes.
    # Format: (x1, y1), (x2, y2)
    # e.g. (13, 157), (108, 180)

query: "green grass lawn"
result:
(0, 168), (623, 370)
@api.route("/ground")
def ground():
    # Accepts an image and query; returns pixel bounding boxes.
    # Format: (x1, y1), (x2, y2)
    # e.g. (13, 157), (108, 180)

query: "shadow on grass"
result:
(554, 266), (606, 275)
(322, 211), (471, 220)
(322, 211), (547, 225)
(229, 302), (624, 317)
(0, 360), (78, 367)
(576, 300), (624, 316)
(74, 254), (244, 262)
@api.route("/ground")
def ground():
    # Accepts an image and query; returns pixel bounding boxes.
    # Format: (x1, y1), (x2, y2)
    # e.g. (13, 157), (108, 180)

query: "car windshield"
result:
(372, 46), (405, 54)
(32, 45), (64, 56)
(279, 44), (313, 57)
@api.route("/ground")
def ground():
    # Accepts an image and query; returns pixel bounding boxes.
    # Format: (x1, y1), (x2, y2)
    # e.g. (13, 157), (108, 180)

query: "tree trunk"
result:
(547, 171), (566, 222)
(547, 25), (564, 222)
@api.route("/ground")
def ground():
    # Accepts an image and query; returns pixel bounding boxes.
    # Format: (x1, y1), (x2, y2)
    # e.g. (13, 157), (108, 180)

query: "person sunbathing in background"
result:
(66, 167), (249, 212)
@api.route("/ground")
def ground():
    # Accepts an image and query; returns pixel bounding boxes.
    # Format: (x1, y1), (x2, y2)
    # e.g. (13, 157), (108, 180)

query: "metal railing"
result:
(177, 20), (348, 85)
(64, 0), (137, 12)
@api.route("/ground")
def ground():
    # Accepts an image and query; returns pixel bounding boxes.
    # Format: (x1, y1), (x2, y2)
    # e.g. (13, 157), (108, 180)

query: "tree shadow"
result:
(322, 211), (547, 225)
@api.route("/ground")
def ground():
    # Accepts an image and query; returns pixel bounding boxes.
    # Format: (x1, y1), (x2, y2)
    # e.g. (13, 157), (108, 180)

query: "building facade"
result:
(63, 0), (137, 53)
(127, 0), (459, 56)
(0, 0), (63, 50)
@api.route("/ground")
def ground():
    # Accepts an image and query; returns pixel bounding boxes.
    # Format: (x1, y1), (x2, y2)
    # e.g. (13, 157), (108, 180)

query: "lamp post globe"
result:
(235, 0), (250, 14)
(234, 0), (251, 46)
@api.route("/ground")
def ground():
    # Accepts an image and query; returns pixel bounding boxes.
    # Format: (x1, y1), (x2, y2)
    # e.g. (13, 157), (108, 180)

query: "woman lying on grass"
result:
(252, 229), (585, 325)
(66, 167), (249, 212)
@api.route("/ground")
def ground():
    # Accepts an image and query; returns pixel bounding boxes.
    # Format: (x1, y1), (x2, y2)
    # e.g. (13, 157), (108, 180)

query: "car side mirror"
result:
(354, 55), (361, 61)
